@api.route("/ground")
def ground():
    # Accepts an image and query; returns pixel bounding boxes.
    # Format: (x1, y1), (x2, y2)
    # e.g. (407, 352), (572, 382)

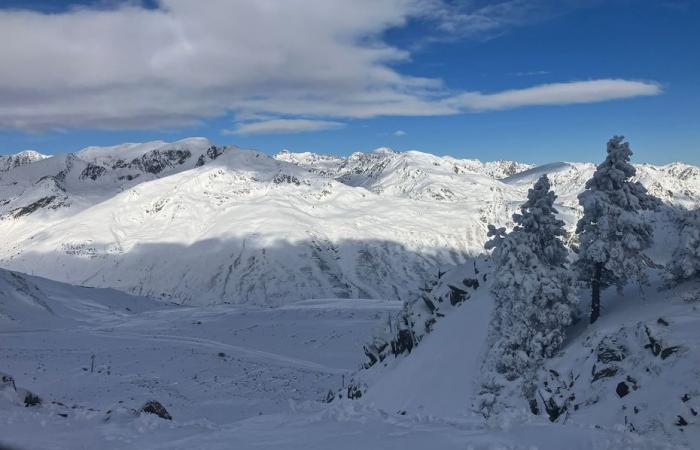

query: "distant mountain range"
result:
(1, 138), (698, 305)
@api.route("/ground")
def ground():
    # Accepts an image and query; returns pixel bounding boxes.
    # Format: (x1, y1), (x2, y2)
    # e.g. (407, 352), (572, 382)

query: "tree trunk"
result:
(590, 262), (602, 324)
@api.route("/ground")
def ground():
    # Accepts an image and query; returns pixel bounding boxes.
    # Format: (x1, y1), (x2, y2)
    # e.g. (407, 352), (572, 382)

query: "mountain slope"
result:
(344, 258), (700, 448)
(1, 140), (699, 305)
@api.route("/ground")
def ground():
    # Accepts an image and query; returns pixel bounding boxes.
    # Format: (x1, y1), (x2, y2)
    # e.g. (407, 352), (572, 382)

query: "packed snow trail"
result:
(363, 287), (493, 417)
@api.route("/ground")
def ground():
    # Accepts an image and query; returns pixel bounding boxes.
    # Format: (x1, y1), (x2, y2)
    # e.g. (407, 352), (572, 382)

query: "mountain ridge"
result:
(0, 138), (698, 305)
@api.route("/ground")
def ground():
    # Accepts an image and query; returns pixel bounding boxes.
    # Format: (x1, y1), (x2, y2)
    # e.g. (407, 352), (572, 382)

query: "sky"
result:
(0, 0), (698, 164)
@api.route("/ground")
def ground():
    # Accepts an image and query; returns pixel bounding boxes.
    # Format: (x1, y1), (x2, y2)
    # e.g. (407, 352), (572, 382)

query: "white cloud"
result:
(0, 1), (662, 132)
(393, 130), (407, 136)
(446, 80), (661, 111)
(225, 119), (345, 135)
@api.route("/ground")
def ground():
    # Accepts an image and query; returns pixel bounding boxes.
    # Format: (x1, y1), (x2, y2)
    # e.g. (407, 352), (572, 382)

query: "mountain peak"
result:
(0, 150), (51, 172)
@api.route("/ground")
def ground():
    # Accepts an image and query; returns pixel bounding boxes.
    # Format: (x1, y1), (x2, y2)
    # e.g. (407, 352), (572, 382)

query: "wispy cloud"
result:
(412, 0), (600, 44)
(446, 80), (661, 111)
(509, 70), (550, 77)
(225, 119), (345, 136)
(393, 130), (407, 136)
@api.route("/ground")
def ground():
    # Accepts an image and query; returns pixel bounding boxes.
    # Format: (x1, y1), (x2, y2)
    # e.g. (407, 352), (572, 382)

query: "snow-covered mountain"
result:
(0, 150), (50, 172)
(0, 138), (698, 305)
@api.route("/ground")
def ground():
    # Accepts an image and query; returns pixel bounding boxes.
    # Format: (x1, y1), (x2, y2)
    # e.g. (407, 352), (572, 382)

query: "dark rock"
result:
(616, 382), (630, 398)
(206, 145), (224, 160)
(24, 392), (42, 407)
(347, 384), (363, 400)
(424, 317), (436, 334)
(447, 284), (469, 306)
(682, 393), (690, 402)
(11, 196), (57, 217)
(596, 338), (626, 363)
(133, 149), (192, 174)
(592, 366), (619, 382)
(657, 317), (669, 326)
(421, 295), (436, 313)
(1, 373), (16, 390)
(539, 393), (566, 422)
(528, 398), (540, 415)
(643, 326), (662, 356)
(392, 329), (415, 355)
(272, 174), (307, 186)
(462, 278), (479, 289)
(363, 345), (378, 368)
(140, 400), (172, 420)
(675, 415), (688, 427)
(660, 346), (680, 359)
(79, 163), (107, 180)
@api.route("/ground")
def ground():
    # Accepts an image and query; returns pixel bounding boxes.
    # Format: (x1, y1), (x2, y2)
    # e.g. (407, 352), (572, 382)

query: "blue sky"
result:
(0, 0), (698, 164)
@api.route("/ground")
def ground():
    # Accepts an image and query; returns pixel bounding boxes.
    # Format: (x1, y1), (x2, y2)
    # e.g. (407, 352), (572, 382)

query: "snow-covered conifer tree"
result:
(575, 136), (659, 323)
(666, 209), (700, 283)
(484, 175), (578, 411)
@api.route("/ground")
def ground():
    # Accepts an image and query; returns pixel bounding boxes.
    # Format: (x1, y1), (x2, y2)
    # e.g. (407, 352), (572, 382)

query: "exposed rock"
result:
(23, 391), (42, 407)
(139, 400), (172, 420)
(591, 366), (619, 382)
(132, 149), (192, 174)
(79, 163), (107, 180)
(660, 346), (680, 359)
(10, 196), (57, 217)
(1, 373), (16, 390)
(448, 284), (469, 306)
(616, 382), (630, 398)
(596, 337), (627, 363)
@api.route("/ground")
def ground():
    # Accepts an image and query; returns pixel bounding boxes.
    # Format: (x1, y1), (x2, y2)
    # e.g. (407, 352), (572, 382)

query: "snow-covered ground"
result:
(1, 266), (697, 449)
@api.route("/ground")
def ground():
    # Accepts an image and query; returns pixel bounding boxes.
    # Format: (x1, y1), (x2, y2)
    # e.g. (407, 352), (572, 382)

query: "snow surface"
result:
(1, 268), (690, 449)
(362, 284), (493, 417)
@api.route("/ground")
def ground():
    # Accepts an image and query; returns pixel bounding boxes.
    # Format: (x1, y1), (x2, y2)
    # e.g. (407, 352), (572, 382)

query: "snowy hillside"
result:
(0, 139), (699, 306)
(2, 264), (696, 449)
(3, 263), (694, 450)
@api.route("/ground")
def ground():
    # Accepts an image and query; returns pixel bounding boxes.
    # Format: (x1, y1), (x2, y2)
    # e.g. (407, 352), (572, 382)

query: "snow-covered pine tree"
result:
(484, 175), (578, 412)
(666, 209), (700, 283)
(575, 136), (660, 324)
